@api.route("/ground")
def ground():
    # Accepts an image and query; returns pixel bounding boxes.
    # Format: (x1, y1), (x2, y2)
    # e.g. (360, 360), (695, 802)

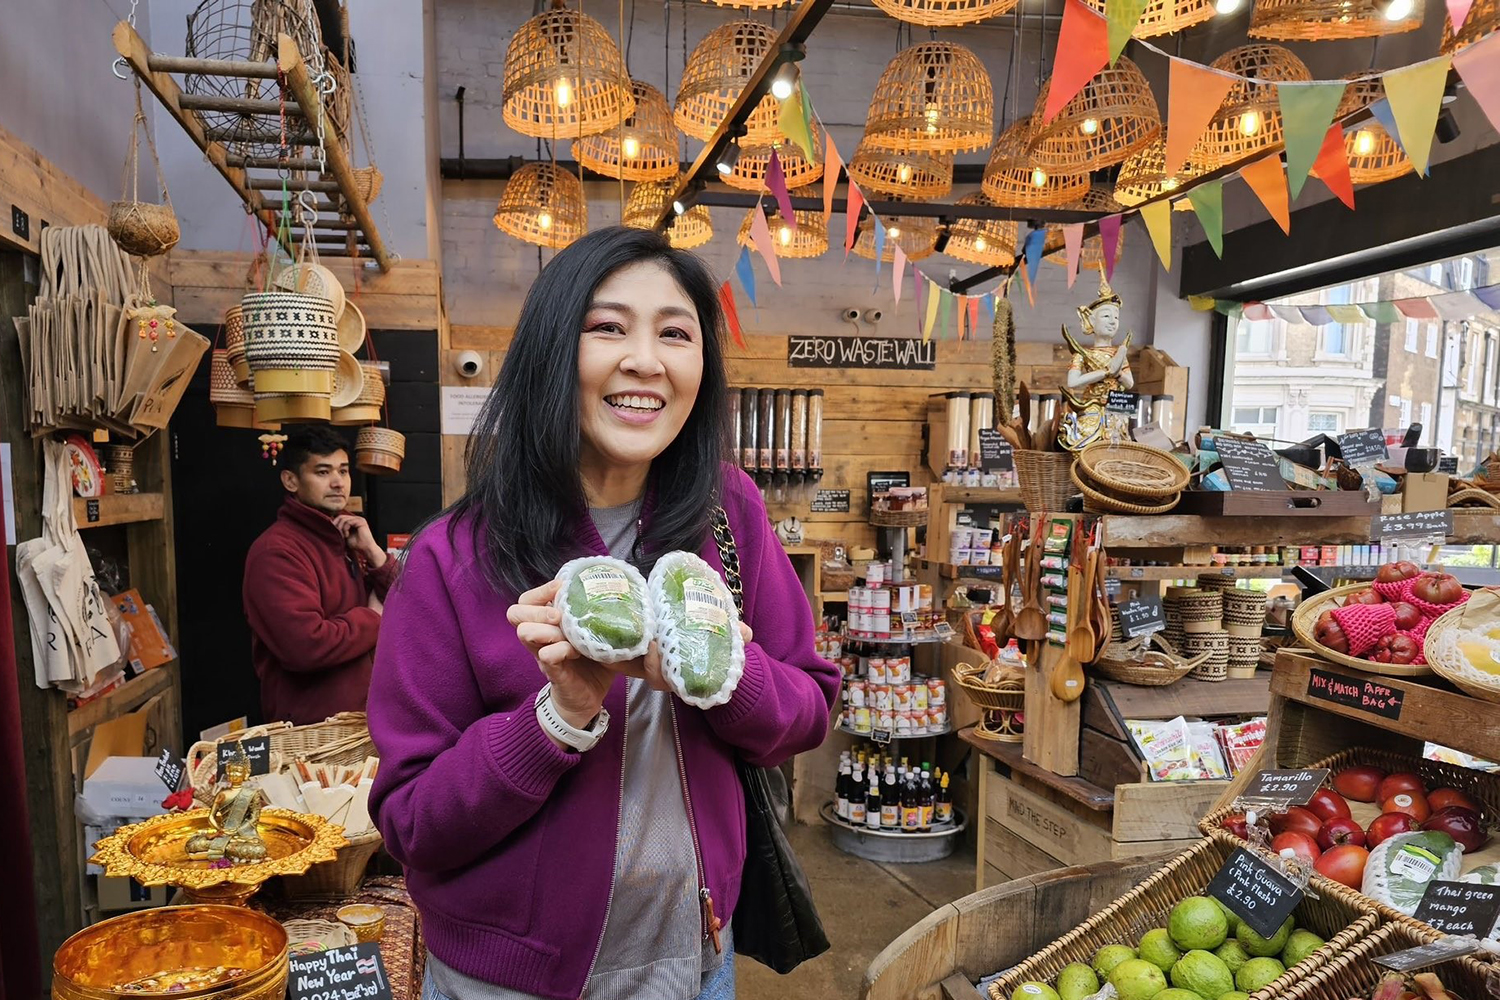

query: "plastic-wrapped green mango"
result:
(649, 551), (745, 709)
(553, 556), (654, 663)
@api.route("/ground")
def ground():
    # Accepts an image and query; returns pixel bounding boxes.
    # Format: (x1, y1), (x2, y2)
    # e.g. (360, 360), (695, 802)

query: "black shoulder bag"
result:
(710, 507), (831, 974)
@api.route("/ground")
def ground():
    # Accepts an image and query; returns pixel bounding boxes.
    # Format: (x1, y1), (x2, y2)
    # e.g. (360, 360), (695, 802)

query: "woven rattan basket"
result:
(1200, 45), (1312, 168)
(1183, 631), (1229, 680)
(350, 165), (384, 205)
(1290, 583), (1450, 678)
(982, 117), (1091, 208)
(1090, 634), (1208, 686)
(500, 6), (633, 140)
(985, 837), (1381, 1000)
(225, 304), (250, 386)
(863, 42), (994, 153)
(1015, 450), (1076, 512)
(1114, 135), (1207, 211)
(871, 0), (1020, 25)
(1075, 466), (1180, 514)
(870, 508), (929, 528)
(1028, 57), (1161, 173)
(1080, 0), (1216, 34)
(953, 662), (1026, 710)
(1424, 588), (1500, 702)
(674, 21), (781, 143)
(946, 194), (1018, 267)
(852, 211), (939, 262)
(187, 713), (374, 804)
(279, 827), (384, 900)
(1249, 0), (1423, 40)
(1274, 923), (1490, 1000)
(493, 162), (587, 249)
(721, 141), (826, 194)
(573, 80), (679, 184)
(1076, 442), (1189, 499)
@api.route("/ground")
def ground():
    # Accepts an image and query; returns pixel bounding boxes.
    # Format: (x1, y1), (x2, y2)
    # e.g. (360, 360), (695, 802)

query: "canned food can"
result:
(913, 683), (929, 711)
(927, 677), (946, 706)
(929, 705), (948, 729)
(868, 658), (888, 684)
(911, 711), (930, 736)
(877, 710), (894, 731)
(852, 706), (871, 733)
(894, 710), (914, 736)
(847, 680), (866, 708)
(891, 656), (913, 683)
(893, 683), (914, 711)
(873, 684), (893, 711)
(867, 562), (885, 588)
(873, 588), (892, 612)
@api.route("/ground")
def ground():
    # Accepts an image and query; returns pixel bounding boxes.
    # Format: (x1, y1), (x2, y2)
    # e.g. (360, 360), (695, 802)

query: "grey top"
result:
(425, 497), (725, 1000)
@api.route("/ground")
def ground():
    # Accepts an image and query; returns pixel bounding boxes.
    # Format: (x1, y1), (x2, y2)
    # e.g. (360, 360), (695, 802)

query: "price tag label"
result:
(977, 429), (1015, 472)
(215, 736), (272, 779)
(288, 942), (393, 1000)
(811, 489), (850, 513)
(1118, 598), (1166, 638)
(86, 498), (101, 523)
(1105, 578), (1122, 597)
(872, 728), (892, 745)
(1306, 668), (1405, 720)
(933, 621), (955, 639)
(1214, 437), (1287, 492)
(900, 611), (919, 627)
(154, 747), (186, 793)
(1413, 881), (1500, 937)
(1338, 428), (1388, 467)
(1437, 456), (1460, 474)
(1244, 769), (1331, 805)
(1373, 509), (1454, 541)
(1207, 847), (1305, 941)
(1106, 390), (1140, 415)
(1372, 936), (1489, 973)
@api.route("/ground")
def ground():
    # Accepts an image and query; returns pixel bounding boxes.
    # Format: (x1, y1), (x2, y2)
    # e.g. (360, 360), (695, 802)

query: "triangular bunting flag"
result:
(967, 295), (980, 340)
(719, 281), (746, 349)
(1326, 304), (1365, 324)
(1432, 290), (1482, 320)
(1187, 295), (1215, 311)
(1309, 125), (1355, 209)
(824, 133), (843, 224)
(939, 289), (952, 340)
(1241, 303), (1273, 321)
(1278, 81), (1347, 199)
(1063, 223), (1085, 288)
(1186, 179), (1224, 258)
(1020, 259), (1036, 307)
(914, 273), (926, 335)
(1448, 0), (1476, 30)
(749, 204), (782, 286)
(1361, 301), (1401, 324)
(1299, 305), (1333, 326)
(734, 246), (757, 307)
(779, 85), (819, 164)
(1139, 200), (1172, 270)
(1270, 305), (1303, 324)
(872, 217), (887, 291)
(766, 151), (796, 231)
(922, 279), (941, 343)
(1454, 34), (1500, 135)
(1239, 154), (1291, 234)
(893, 244), (907, 311)
(844, 183), (864, 258)
(1395, 297), (1440, 320)
(1099, 215), (1122, 281)
(1044, 0), (1110, 123)
(1167, 59), (1237, 177)
(1383, 57), (1452, 176)
(1023, 227), (1047, 289)
(1367, 99), (1407, 158)
(982, 291), (994, 334)
(1107, 0), (1150, 63)
(1213, 301), (1243, 318)
(1473, 285), (1500, 310)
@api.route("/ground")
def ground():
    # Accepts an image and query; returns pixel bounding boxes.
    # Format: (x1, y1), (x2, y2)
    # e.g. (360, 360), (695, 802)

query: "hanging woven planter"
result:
(982, 116), (1091, 207)
(1199, 45), (1311, 168)
(501, 3), (634, 140)
(574, 80), (680, 182)
(871, 0), (1021, 26)
(737, 193), (829, 259)
(1441, 0), (1495, 51)
(674, 21), (782, 144)
(622, 177), (714, 250)
(108, 81), (180, 259)
(356, 426), (406, 476)
(493, 162), (588, 249)
(847, 139), (953, 199)
(1029, 57), (1160, 172)
(852, 208), (939, 262)
(1114, 135), (1206, 212)
(1249, 0), (1422, 39)
(944, 194), (1018, 267)
(1081, 0), (1216, 35)
(720, 140), (826, 193)
(863, 42), (994, 154)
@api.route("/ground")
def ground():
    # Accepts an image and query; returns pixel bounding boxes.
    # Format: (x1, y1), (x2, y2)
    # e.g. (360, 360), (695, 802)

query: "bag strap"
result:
(710, 506), (743, 617)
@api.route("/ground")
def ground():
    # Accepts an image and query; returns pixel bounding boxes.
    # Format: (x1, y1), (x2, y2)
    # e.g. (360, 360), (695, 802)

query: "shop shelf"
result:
(842, 629), (952, 645)
(73, 493), (164, 528)
(837, 722), (953, 739)
(820, 802), (967, 862)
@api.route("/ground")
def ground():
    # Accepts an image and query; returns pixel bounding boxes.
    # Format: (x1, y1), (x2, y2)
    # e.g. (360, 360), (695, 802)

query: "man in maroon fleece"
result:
(243, 427), (397, 724)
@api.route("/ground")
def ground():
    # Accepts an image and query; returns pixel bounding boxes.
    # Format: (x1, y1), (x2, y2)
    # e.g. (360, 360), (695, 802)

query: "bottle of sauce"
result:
(935, 771), (954, 824)
(865, 772), (882, 830)
(881, 767), (899, 828)
(834, 752), (851, 820)
(901, 775), (921, 832)
(919, 764), (935, 831)
(848, 756), (866, 826)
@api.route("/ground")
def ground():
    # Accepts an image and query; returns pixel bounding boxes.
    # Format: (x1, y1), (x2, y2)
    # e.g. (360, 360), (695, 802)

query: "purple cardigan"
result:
(368, 467), (840, 999)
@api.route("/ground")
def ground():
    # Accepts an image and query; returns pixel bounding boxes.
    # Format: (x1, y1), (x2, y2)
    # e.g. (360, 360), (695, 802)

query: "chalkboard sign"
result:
(1244, 768), (1331, 805)
(1306, 668), (1404, 720)
(958, 564), (1007, 581)
(154, 747), (186, 793)
(1215, 437), (1286, 492)
(1106, 390), (1140, 415)
(1338, 428), (1388, 467)
(788, 335), (936, 371)
(977, 429), (1015, 472)
(933, 621), (955, 638)
(872, 728), (892, 745)
(288, 943), (393, 1000)
(1412, 881), (1500, 937)
(1438, 456), (1459, 474)
(1373, 936), (1489, 973)
(1373, 509), (1454, 540)
(86, 499), (100, 523)
(1118, 598), (1166, 638)
(216, 736), (272, 779)
(1206, 847), (1305, 941)
(812, 489), (850, 513)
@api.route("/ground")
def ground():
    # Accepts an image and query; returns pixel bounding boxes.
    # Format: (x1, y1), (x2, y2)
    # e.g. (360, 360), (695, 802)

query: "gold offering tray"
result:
(91, 808), (347, 905)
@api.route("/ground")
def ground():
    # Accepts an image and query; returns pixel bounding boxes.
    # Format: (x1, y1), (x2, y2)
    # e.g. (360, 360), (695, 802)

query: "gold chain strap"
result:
(711, 507), (743, 618)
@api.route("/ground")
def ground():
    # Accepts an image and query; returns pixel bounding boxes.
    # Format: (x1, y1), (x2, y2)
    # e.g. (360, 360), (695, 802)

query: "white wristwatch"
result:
(534, 683), (609, 752)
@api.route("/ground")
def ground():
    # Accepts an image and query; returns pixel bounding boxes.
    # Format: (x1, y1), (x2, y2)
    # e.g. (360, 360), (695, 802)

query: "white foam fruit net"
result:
(648, 551), (745, 709)
(553, 556), (654, 663)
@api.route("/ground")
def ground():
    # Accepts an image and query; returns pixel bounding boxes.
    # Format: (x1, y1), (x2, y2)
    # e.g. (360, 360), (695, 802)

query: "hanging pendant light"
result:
(871, 0), (1021, 26)
(1029, 56), (1160, 172)
(574, 81), (679, 182)
(623, 176), (714, 249)
(1338, 78), (1415, 184)
(1199, 45), (1311, 167)
(1080, 0), (1217, 35)
(982, 116), (1091, 207)
(944, 194), (1018, 267)
(1249, 0), (1422, 39)
(847, 138), (954, 199)
(1114, 135), (1205, 212)
(501, 2), (634, 140)
(493, 162), (587, 248)
(738, 190), (829, 259)
(852, 204), (940, 261)
(675, 21), (783, 144)
(863, 42), (994, 153)
(719, 140), (826, 193)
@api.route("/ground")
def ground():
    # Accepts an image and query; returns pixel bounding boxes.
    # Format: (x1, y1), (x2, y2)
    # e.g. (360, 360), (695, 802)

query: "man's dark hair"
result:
(281, 427), (352, 475)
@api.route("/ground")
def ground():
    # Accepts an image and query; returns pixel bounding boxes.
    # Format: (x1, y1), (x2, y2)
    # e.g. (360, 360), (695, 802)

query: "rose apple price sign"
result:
(1206, 847), (1304, 941)
(1244, 769), (1331, 806)
(1412, 880), (1500, 937)
(1305, 668), (1405, 721)
(288, 943), (392, 1000)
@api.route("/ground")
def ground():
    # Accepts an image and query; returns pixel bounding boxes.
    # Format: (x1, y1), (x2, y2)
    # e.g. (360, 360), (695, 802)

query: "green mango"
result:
(564, 560), (648, 653)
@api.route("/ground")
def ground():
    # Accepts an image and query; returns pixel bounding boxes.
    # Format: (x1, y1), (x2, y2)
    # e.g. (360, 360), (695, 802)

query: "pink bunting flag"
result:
(1099, 215), (1122, 282)
(1242, 302), (1273, 322)
(893, 244), (908, 311)
(1043, 0), (1110, 123)
(844, 183), (864, 259)
(1448, 0), (1476, 29)
(749, 205), (782, 287)
(823, 133), (843, 224)
(1454, 33), (1500, 134)
(1394, 297), (1440, 320)
(1062, 223), (1085, 288)
(766, 150), (796, 232)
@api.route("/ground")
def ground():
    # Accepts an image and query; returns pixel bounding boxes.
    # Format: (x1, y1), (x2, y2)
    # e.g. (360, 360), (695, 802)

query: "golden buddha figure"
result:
(1060, 274), (1134, 452)
(185, 751), (269, 863)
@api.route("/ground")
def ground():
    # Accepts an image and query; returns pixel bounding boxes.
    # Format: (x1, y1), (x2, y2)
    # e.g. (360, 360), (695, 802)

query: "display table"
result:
(260, 877), (426, 1000)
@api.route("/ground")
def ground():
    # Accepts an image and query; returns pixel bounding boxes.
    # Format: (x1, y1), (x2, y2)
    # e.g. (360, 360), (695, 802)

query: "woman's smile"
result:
(604, 390), (667, 423)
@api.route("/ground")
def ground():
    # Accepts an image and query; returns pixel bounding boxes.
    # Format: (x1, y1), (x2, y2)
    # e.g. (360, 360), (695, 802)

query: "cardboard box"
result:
(1402, 472), (1450, 513)
(80, 756), (167, 819)
(96, 875), (167, 912)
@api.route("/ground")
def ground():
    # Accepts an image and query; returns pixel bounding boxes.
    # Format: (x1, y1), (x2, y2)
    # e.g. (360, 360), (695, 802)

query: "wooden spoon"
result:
(1067, 542), (1098, 662)
(991, 528), (1017, 639)
(1052, 533), (1089, 702)
(1013, 520), (1047, 641)
(1051, 651), (1087, 702)
(1093, 546), (1112, 644)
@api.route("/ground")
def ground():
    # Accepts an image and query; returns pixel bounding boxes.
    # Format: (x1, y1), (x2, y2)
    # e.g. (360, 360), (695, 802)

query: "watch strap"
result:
(534, 683), (609, 752)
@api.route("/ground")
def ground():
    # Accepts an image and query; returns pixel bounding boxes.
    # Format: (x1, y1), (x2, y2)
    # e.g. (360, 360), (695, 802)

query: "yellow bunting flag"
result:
(1239, 154), (1290, 235)
(1139, 199), (1172, 271)
(922, 278), (941, 342)
(1383, 57), (1453, 176)
(1166, 58), (1237, 177)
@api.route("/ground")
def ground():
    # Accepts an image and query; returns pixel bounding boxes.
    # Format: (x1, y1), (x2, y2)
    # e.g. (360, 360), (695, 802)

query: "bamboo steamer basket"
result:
(331, 362), (386, 426)
(272, 262), (346, 322)
(356, 427), (405, 475)
(330, 351), (364, 409)
(1290, 582), (1457, 677)
(254, 394), (332, 423)
(336, 300), (366, 353)
(224, 305), (251, 387)
(240, 292), (340, 372)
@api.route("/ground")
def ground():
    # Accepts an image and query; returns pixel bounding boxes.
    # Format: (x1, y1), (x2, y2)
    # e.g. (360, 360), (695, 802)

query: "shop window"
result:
(1400, 398), (1413, 426)
(1419, 402), (1432, 437)
(1458, 257), (1475, 289)
(1428, 263), (1444, 284)
(1235, 320), (1274, 356)
(1307, 412), (1341, 433)
(1426, 324), (1439, 359)
(1231, 406), (1279, 437)
(1405, 319), (1420, 353)
(1321, 324), (1349, 357)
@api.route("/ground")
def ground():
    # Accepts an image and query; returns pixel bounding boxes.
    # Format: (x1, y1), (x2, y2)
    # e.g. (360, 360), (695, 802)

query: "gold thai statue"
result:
(185, 752), (270, 863)
(1060, 274), (1134, 452)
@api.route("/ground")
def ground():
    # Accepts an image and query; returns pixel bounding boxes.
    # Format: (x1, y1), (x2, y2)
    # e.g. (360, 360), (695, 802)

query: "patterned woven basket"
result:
(1014, 449), (1076, 512)
(241, 291), (340, 372)
(272, 263), (347, 321)
(186, 713), (374, 805)
(210, 349), (266, 428)
(332, 362), (386, 426)
(225, 305), (251, 386)
(356, 426), (405, 475)
(1183, 631), (1229, 680)
(350, 166), (383, 205)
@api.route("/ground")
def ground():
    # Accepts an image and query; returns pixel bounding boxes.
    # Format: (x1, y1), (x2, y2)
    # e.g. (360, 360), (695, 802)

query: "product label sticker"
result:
(1207, 847), (1305, 941)
(683, 579), (729, 635)
(1391, 846), (1441, 883)
(578, 565), (630, 602)
(1413, 880), (1500, 936)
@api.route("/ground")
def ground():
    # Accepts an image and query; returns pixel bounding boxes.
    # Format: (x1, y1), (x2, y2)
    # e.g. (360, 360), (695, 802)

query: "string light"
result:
(974, 236), (988, 251)
(1162, 177), (1179, 191)
(1215, 0), (1242, 13)
(1031, 167), (1048, 187)
(1239, 110), (1261, 136)
(1080, 117), (1100, 135)
(555, 78), (573, 108)
(924, 102), (940, 133)
(1354, 129), (1377, 156)
(898, 164), (913, 182)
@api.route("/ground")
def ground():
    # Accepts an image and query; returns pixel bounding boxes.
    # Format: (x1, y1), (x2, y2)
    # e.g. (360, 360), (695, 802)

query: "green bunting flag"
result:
(1186, 179), (1225, 258)
(1106, 0), (1150, 62)
(1278, 82), (1347, 199)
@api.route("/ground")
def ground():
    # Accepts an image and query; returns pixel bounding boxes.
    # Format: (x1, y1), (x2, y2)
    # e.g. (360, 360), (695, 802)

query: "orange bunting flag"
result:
(1239, 154), (1291, 234)
(749, 204), (783, 286)
(1166, 58), (1237, 178)
(719, 281), (746, 349)
(844, 183), (864, 259)
(1043, 0), (1110, 124)
(1139, 199), (1172, 271)
(1062, 223), (1085, 289)
(967, 294), (980, 341)
(824, 133), (843, 224)
(1383, 57), (1452, 176)
(1309, 125), (1355, 210)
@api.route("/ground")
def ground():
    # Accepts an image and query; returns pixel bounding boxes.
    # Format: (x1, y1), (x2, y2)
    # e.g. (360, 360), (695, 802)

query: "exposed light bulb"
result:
(1214, 0), (1242, 13)
(1162, 177), (1179, 191)
(537, 211), (552, 230)
(924, 102), (940, 133)
(555, 78), (573, 108)
(898, 164), (913, 183)
(974, 236), (988, 251)
(1239, 110), (1261, 136)
(621, 136), (640, 159)
(1384, 0), (1413, 19)
(1081, 117), (1100, 135)
(1354, 129), (1377, 156)
(672, 199), (687, 216)
(888, 226), (902, 240)
(778, 225), (792, 245)
(770, 62), (799, 102)
(1031, 167), (1048, 187)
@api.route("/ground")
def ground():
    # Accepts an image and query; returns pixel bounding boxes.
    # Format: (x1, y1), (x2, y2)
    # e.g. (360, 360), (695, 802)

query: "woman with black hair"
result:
(368, 227), (840, 1000)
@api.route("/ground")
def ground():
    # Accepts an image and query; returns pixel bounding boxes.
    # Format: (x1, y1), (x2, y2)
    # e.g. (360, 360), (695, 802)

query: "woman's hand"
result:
(507, 581), (615, 732)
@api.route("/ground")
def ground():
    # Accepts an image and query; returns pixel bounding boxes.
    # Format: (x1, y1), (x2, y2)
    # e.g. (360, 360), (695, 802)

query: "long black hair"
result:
(452, 226), (729, 594)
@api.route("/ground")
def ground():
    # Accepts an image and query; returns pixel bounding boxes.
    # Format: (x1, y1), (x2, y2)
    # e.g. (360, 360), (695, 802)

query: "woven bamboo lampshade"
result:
(981, 116), (1091, 207)
(622, 177), (715, 249)
(1028, 57), (1160, 172)
(1338, 78), (1413, 184)
(1081, 0), (1216, 35)
(1114, 136), (1205, 212)
(944, 194), (1017, 267)
(863, 42), (994, 153)
(1441, 0), (1496, 51)
(501, 4), (634, 140)
(737, 193), (828, 259)
(852, 210), (939, 261)
(847, 139), (954, 199)
(573, 80), (679, 182)
(1249, 0), (1422, 39)
(493, 162), (587, 248)
(1199, 45), (1312, 168)
(674, 21), (782, 144)
(871, 0), (1021, 26)
(721, 137), (825, 193)
(702, 0), (793, 8)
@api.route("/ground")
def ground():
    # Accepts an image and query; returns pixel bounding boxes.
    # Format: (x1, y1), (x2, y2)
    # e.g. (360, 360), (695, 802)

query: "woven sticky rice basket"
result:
(1014, 449), (1076, 512)
(356, 426), (405, 475)
(1291, 583), (1441, 677)
(1073, 465), (1180, 514)
(273, 263), (347, 322)
(279, 827), (384, 900)
(210, 349), (277, 429)
(985, 837), (1380, 1000)
(350, 166), (383, 206)
(1424, 587), (1500, 702)
(107, 201), (180, 258)
(225, 305), (251, 386)
(332, 362), (386, 426)
(186, 713), (374, 805)
(1076, 442), (1189, 499)
(1089, 633), (1208, 685)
